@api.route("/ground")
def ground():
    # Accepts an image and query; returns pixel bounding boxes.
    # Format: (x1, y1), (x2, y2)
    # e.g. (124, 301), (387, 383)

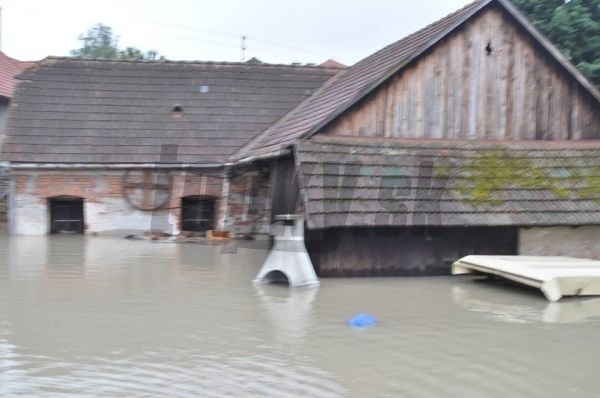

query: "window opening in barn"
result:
(172, 104), (184, 118)
(181, 196), (216, 232)
(485, 41), (492, 56)
(49, 197), (84, 234)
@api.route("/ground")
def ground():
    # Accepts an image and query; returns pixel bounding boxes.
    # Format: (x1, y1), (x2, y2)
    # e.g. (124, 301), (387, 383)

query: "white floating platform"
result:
(452, 256), (600, 302)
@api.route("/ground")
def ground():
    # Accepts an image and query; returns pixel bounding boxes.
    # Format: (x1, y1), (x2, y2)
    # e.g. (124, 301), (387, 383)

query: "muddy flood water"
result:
(1, 235), (600, 397)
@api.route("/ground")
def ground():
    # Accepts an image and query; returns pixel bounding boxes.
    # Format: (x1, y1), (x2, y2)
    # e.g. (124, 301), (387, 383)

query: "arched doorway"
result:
(48, 196), (84, 234)
(180, 196), (216, 233)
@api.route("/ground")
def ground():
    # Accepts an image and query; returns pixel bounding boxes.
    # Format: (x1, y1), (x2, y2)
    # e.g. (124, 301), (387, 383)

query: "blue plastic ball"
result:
(347, 313), (377, 328)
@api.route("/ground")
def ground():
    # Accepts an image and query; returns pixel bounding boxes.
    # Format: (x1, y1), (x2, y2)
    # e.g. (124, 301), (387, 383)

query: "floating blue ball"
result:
(347, 313), (377, 328)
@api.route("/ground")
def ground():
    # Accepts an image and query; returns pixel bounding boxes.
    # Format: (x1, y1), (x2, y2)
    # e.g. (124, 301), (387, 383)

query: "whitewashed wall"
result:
(11, 192), (179, 236)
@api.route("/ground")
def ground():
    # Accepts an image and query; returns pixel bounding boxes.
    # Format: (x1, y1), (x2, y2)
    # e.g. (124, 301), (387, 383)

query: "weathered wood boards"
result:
(307, 227), (518, 277)
(322, 5), (600, 140)
(453, 255), (600, 301)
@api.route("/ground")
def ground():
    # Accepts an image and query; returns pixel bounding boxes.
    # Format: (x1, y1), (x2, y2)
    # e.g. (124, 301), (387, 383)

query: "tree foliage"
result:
(71, 24), (165, 60)
(512, 0), (600, 86)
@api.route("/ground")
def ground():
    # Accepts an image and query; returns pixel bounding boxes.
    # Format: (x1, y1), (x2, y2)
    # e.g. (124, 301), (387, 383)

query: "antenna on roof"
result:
(240, 35), (247, 62)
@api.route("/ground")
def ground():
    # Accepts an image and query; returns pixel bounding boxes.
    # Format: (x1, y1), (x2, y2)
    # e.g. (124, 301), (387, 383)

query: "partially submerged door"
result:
(49, 197), (84, 234)
(181, 196), (216, 232)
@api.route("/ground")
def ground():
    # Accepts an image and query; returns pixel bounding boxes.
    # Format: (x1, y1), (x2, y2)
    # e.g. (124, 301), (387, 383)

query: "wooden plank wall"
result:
(268, 156), (300, 221)
(306, 226), (518, 277)
(321, 5), (600, 140)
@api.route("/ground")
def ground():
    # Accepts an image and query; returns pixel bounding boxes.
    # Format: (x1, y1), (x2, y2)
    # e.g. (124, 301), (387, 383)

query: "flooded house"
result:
(2, 0), (600, 276)
(1, 59), (340, 235)
(0, 52), (36, 221)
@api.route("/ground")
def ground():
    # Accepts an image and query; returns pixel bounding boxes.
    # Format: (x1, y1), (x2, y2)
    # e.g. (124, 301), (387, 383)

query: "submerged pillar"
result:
(254, 214), (319, 287)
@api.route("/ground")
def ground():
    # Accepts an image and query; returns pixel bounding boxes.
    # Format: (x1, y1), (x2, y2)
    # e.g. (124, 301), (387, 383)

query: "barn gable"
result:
(238, 0), (600, 161)
(320, 2), (600, 140)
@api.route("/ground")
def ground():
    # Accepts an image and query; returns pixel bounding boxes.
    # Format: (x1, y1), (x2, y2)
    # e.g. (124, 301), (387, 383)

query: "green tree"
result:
(71, 23), (165, 60)
(512, 0), (600, 86)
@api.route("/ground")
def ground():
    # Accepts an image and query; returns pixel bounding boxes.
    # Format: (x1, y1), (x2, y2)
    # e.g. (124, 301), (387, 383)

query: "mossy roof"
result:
(295, 136), (600, 229)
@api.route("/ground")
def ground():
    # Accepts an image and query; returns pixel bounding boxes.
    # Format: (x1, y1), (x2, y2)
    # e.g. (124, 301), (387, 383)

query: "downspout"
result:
(8, 173), (15, 235)
(217, 167), (231, 231)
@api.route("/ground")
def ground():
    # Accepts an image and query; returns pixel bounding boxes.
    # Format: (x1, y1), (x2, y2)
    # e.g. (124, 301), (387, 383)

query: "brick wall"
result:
(12, 169), (227, 235)
(224, 168), (271, 236)
(11, 168), (272, 236)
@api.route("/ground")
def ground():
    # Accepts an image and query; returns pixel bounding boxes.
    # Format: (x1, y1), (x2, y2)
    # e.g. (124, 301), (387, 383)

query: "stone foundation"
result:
(519, 226), (600, 260)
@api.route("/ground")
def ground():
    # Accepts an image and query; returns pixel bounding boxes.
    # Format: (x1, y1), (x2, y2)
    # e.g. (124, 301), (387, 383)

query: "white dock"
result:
(452, 256), (600, 302)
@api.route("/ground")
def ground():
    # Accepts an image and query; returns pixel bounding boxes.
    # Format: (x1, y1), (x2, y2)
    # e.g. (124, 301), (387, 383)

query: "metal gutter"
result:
(9, 162), (224, 170)
(231, 148), (291, 167)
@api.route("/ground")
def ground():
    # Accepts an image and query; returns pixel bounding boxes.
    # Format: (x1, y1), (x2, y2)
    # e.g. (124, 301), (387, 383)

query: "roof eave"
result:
(7, 162), (224, 170)
(233, 147), (292, 166)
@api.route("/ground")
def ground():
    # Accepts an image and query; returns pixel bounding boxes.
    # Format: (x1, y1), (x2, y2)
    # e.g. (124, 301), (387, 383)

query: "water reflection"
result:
(2, 236), (600, 397)
(255, 285), (318, 346)
(453, 283), (600, 324)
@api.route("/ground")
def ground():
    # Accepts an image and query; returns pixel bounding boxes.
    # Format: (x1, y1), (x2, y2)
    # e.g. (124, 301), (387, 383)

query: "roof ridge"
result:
(353, 0), (490, 69)
(40, 56), (340, 70)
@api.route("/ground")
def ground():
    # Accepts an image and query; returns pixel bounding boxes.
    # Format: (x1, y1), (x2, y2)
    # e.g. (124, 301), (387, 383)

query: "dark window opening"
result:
(49, 197), (84, 234)
(172, 103), (184, 118)
(485, 41), (492, 56)
(181, 196), (216, 232)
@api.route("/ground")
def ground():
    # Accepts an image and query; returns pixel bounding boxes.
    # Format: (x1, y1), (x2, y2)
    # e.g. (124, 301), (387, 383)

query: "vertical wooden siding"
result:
(268, 156), (300, 221)
(306, 226), (519, 277)
(321, 5), (600, 140)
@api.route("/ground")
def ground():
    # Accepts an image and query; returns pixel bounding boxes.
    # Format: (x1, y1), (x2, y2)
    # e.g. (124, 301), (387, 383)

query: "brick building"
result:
(2, 0), (600, 277)
(1, 59), (339, 234)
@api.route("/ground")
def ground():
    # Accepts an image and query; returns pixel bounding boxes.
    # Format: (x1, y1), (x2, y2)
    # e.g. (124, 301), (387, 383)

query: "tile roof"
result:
(296, 136), (600, 229)
(0, 52), (36, 98)
(239, 0), (600, 160)
(2, 57), (338, 164)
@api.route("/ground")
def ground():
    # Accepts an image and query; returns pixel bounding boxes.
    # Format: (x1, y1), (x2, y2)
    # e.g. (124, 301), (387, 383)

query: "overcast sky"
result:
(1, 0), (472, 65)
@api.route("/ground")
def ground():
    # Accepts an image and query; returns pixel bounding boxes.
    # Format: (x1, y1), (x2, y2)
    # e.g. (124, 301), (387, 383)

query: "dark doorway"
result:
(181, 196), (216, 232)
(49, 197), (84, 234)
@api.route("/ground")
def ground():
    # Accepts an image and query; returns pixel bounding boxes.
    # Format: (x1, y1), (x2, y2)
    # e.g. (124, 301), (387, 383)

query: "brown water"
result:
(1, 235), (599, 397)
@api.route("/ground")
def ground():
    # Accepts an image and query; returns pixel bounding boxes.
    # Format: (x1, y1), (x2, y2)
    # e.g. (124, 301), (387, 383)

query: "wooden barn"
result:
(234, 0), (600, 276)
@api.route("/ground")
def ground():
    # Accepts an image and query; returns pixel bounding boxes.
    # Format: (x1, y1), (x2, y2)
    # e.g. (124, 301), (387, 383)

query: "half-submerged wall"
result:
(321, 4), (600, 140)
(10, 170), (223, 235)
(306, 226), (518, 276)
(10, 168), (272, 236)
